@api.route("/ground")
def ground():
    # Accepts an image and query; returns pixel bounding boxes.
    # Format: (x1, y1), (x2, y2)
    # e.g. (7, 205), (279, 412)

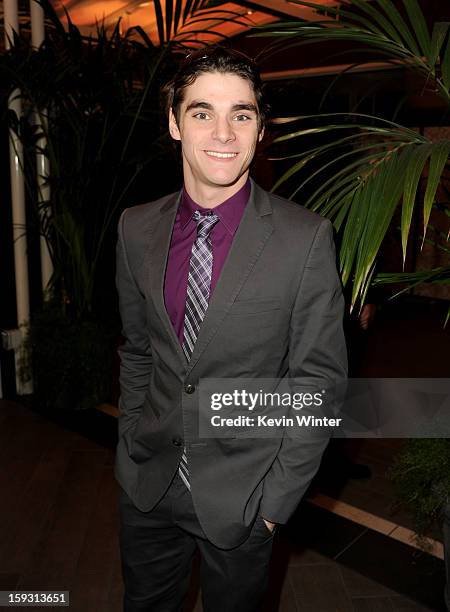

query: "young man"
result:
(116, 47), (347, 612)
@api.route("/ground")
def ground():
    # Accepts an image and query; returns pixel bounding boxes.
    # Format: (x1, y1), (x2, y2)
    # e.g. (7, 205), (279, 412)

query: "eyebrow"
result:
(185, 100), (258, 114)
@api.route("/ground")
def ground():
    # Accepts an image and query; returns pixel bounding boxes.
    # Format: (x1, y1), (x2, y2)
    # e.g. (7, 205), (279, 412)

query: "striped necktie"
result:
(179, 210), (219, 489)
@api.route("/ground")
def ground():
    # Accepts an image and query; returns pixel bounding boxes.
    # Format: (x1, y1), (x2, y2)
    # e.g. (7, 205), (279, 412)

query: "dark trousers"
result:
(118, 472), (275, 612)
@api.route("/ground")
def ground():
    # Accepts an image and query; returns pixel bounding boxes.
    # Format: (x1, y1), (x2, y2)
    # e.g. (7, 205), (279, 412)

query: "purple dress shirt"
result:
(164, 179), (251, 345)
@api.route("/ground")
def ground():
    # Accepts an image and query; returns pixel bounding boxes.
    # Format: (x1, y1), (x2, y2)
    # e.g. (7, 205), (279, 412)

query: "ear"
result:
(169, 108), (181, 141)
(258, 126), (265, 142)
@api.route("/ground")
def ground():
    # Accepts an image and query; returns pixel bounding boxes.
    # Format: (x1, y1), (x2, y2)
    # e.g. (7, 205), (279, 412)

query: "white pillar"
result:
(4, 0), (19, 46)
(30, 0), (45, 46)
(4, 0), (33, 394)
(30, 0), (53, 296)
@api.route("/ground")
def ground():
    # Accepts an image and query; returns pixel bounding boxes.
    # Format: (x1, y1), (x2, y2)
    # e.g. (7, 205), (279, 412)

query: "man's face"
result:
(169, 71), (264, 196)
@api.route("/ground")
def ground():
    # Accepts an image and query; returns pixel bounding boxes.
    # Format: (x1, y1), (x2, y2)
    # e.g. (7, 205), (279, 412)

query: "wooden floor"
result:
(0, 400), (122, 612)
(0, 399), (437, 612)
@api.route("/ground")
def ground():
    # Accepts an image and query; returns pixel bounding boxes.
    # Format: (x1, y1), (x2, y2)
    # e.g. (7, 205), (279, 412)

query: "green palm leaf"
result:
(153, 0), (165, 44)
(400, 0), (431, 59)
(165, 0), (174, 41)
(401, 143), (433, 263)
(423, 141), (450, 245)
(375, 0), (421, 55)
(173, 0), (183, 36)
(429, 22), (449, 70)
(351, 150), (406, 304)
(351, 0), (411, 49)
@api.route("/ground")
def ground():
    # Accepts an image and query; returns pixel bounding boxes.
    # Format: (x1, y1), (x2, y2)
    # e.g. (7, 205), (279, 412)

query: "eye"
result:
(193, 112), (210, 120)
(234, 114), (252, 121)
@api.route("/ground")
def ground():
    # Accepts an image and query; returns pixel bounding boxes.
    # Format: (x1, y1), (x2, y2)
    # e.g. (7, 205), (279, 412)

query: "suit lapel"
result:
(146, 191), (189, 369)
(146, 181), (274, 374)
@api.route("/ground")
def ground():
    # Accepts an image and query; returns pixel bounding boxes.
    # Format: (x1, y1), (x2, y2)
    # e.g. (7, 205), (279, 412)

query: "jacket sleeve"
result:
(115, 209), (153, 440)
(259, 218), (347, 524)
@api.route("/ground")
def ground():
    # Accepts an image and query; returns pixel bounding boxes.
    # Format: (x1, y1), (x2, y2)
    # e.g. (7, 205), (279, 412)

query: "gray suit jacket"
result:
(115, 179), (347, 548)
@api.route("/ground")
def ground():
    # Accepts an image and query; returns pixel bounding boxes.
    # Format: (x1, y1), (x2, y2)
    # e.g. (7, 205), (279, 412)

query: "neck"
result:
(183, 173), (249, 209)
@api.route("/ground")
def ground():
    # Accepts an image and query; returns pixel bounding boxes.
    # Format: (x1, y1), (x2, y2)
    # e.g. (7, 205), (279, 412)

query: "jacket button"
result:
(172, 436), (183, 446)
(184, 384), (195, 394)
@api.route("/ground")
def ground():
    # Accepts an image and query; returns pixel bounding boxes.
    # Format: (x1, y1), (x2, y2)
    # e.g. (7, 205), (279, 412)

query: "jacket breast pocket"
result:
(219, 298), (287, 372)
(229, 298), (281, 316)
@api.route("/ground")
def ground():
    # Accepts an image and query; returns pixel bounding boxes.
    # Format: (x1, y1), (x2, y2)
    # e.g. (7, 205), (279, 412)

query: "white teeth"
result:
(205, 151), (238, 158)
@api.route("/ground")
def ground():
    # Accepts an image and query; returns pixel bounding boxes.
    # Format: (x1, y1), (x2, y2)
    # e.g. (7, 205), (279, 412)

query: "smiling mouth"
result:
(204, 150), (238, 159)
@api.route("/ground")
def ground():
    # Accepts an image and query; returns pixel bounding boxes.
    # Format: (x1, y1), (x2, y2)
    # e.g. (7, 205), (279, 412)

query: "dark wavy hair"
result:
(162, 46), (268, 132)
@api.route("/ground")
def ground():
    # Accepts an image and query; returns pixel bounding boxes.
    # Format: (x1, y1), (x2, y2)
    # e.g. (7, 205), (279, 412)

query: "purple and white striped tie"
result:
(179, 210), (219, 489)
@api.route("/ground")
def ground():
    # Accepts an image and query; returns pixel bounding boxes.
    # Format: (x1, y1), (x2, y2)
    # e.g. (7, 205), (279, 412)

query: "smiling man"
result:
(115, 47), (347, 612)
(168, 70), (263, 204)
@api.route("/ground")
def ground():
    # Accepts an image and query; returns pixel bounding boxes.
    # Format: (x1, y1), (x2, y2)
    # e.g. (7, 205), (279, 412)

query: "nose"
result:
(212, 116), (236, 143)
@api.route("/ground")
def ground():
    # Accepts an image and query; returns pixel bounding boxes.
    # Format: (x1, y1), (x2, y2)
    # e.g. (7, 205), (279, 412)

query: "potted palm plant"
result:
(1, 0), (245, 409)
(256, 0), (450, 309)
(255, 1), (450, 607)
(1, 0), (170, 409)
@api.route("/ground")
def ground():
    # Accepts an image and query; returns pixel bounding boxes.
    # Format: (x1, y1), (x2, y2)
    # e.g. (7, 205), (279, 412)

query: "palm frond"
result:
(151, 0), (249, 48)
(375, 0), (421, 55)
(255, 0), (450, 104)
(374, 267), (450, 288)
(1, 0), (176, 317)
(429, 21), (450, 70)
(401, 143), (433, 263)
(423, 142), (450, 246)
(269, 113), (450, 308)
(400, 0), (431, 59)
(374, 267), (450, 325)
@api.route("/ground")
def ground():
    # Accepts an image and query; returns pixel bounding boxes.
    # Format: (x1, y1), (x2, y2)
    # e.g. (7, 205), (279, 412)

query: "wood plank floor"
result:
(0, 400), (120, 611)
(0, 399), (438, 612)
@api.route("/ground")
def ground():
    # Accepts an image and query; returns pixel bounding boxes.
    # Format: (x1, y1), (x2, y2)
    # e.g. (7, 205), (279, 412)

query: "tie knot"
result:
(193, 210), (219, 237)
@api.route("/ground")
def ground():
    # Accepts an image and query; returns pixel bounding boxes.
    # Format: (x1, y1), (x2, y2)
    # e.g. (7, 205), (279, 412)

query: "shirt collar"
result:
(179, 178), (251, 236)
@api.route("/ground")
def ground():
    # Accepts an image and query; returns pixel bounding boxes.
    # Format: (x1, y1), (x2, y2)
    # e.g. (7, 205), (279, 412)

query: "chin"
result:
(208, 172), (246, 188)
